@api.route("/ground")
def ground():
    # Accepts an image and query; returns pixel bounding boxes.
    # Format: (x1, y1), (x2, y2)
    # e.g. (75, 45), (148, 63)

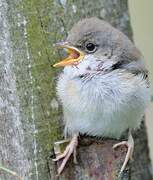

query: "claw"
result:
(53, 133), (79, 175)
(113, 132), (134, 176)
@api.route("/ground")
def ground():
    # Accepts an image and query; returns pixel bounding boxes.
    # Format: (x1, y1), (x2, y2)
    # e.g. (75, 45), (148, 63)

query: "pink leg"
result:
(113, 132), (134, 176)
(53, 133), (79, 175)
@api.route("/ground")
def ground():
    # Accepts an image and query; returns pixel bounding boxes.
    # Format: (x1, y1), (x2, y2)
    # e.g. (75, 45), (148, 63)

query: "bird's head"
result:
(53, 17), (143, 77)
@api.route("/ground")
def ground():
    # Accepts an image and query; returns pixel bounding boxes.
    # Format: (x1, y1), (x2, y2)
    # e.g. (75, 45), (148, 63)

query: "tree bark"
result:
(0, 0), (152, 180)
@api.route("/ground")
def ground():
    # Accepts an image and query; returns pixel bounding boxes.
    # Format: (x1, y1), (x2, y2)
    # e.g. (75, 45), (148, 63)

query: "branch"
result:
(49, 137), (130, 180)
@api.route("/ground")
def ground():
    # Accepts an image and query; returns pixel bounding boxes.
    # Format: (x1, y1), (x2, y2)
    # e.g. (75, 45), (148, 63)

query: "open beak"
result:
(53, 42), (85, 67)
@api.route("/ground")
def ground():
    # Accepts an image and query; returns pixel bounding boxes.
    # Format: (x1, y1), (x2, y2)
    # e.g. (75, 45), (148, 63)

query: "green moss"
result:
(8, 0), (65, 179)
(22, 0), (62, 150)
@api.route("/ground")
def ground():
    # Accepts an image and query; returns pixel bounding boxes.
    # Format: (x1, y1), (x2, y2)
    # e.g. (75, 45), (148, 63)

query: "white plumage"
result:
(57, 55), (150, 139)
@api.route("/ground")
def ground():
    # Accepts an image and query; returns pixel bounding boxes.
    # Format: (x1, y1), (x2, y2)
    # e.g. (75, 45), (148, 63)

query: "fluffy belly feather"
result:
(57, 70), (150, 138)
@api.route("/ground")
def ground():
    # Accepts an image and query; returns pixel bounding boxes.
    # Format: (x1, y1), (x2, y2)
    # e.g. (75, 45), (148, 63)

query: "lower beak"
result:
(53, 42), (85, 67)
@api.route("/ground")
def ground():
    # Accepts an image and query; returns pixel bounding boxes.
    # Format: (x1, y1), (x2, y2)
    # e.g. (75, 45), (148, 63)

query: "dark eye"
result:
(85, 42), (97, 53)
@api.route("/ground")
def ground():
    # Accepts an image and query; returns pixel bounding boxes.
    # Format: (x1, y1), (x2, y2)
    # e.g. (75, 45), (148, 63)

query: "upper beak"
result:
(53, 42), (85, 67)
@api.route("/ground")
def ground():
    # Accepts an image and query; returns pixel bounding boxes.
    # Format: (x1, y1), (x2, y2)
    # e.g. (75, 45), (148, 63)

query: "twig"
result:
(0, 164), (24, 180)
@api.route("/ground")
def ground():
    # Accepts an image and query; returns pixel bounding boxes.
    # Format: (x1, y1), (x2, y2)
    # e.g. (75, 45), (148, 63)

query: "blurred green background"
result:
(129, 0), (153, 165)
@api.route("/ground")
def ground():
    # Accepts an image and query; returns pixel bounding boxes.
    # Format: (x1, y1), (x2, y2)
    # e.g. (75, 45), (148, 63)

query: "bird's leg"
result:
(113, 131), (134, 175)
(53, 133), (79, 175)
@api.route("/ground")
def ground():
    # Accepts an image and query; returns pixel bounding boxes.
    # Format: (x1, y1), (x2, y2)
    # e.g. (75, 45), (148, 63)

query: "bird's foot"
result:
(113, 132), (134, 176)
(53, 133), (79, 175)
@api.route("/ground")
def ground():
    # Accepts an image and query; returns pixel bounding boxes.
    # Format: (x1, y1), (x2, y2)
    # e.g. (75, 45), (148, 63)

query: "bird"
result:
(52, 17), (150, 175)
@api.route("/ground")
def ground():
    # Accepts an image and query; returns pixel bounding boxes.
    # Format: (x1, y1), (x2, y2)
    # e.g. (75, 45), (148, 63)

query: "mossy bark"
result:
(0, 0), (152, 179)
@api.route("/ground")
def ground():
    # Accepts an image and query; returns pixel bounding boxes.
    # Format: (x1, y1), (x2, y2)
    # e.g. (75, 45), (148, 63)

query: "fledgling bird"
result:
(53, 17), (150, 175)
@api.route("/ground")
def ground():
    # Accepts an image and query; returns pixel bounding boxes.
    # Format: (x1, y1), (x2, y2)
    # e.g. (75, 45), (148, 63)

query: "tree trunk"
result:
(0, 0), (152, 179)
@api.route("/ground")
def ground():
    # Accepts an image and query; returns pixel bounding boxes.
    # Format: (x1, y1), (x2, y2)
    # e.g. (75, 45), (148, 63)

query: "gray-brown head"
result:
(53, 17), (147, 77)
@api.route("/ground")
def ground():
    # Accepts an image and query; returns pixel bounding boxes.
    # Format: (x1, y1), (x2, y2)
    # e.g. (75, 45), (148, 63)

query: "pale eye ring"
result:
(85, 42), (97, 53)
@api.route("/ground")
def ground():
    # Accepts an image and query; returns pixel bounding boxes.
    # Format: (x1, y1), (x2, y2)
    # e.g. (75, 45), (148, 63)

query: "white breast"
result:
(56, 69), (150, 139)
